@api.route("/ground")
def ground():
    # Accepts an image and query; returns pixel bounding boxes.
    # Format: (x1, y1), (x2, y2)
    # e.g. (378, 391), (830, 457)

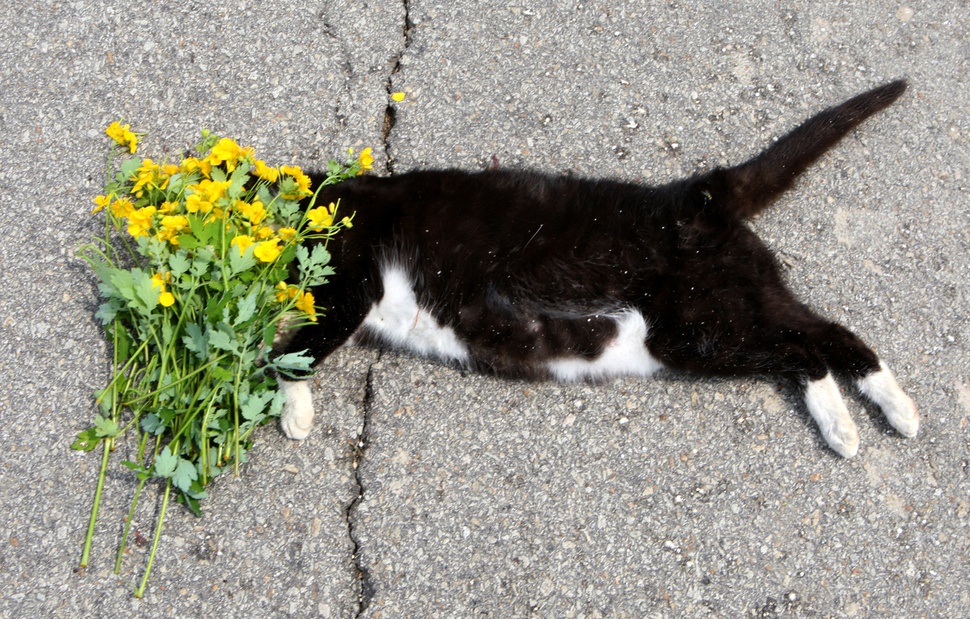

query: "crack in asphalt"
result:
(382, 0), (412, 174)
(350, 3), (410, 615)
(348, 351), (380, 616)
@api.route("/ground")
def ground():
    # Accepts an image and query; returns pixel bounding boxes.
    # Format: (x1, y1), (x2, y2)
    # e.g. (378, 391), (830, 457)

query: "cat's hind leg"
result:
(856, 361), (919, 438)
(810, 321), (919, 439)
(803, 372), (860, 458)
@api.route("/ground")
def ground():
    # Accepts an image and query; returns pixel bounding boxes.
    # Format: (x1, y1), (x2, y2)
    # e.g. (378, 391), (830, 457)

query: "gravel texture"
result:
(0, 1), (967, 617)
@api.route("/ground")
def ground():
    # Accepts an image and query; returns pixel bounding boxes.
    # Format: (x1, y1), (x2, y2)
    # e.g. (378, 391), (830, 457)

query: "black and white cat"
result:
(278, 80), (917, 458)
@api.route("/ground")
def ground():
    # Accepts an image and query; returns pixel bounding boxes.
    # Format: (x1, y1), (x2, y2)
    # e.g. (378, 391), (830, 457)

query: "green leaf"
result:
(172, 458), (199, 493)
(207, 324), (236, 352)
(120, 157), (141, 178)
(108, 269), (136, 303)
(176, 234), (200, 250)
(121, 460), (152, 481)
(131, 269), (159, 313)
(210, 365), (233, 382)
(229, 246), (256, 276)
(228, 165), (250, 199)
(234, 290), (258, 326)
(141, 412), (165, 435)
(94, 414), (120, 438)
(240, 389), (275, 421)
(182, 323), (208, 358)
(153, 446), (178, 478)
(271, 350), (316, 377)
(94, 299), (123, 324)
(71, 427), (101, 452)
(262, 322), (278, 348)
(177, 490), (203, 518)
(169, 251), (191, 280)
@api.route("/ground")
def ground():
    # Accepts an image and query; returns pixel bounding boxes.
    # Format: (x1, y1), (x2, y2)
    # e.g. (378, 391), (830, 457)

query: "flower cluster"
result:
(77, 122), (371, 596)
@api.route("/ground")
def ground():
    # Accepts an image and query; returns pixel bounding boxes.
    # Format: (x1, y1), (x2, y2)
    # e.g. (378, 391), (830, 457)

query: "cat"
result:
(277, 80), (918, 459)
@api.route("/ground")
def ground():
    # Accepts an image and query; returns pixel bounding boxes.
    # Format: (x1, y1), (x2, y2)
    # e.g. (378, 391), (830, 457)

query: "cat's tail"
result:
(711, 80), (907, 219)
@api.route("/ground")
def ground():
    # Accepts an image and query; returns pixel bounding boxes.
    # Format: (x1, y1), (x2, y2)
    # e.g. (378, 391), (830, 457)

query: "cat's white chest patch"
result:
(360, 265), (471, 364)
(546, 310), (664, 382)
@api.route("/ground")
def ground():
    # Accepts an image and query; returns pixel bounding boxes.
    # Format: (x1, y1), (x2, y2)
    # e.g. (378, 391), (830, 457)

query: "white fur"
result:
(546, 310), (664, 382)
(804, 374), (859, 458)
(857, 361), (919, 438)
(280, 378), (314, 440)
(361, 265), (471, 364)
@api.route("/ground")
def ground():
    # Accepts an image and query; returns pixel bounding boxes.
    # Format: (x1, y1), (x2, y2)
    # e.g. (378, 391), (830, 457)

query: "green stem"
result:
(134, 478), (172, 598)
(114, 431), (151, 574)
(120, 353), (226, 407)
(79, 438), (113, 568)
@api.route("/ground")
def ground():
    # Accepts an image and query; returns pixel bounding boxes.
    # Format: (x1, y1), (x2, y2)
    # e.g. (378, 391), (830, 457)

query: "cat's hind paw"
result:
(280, 378), (314, 440)
(805, 374), (860, 458)
(857, 362), (919, 438)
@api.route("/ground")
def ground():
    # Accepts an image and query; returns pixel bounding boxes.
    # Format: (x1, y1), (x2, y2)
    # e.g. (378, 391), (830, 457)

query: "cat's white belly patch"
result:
(361, 265), (471, 364)
(547, 310), (664, 382)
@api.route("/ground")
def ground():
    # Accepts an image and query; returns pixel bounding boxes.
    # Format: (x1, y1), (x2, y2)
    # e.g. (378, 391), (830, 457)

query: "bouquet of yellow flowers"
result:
(75, 121), (371, 596)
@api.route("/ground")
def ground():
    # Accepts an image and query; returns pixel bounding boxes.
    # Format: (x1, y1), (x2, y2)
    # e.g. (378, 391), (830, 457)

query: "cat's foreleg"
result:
(856, 361), (919, 438)
(279, 377), (315, 440)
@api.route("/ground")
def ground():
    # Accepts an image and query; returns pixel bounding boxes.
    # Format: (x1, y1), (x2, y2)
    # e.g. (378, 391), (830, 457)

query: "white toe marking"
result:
(361, 265), (471, 364)
(546, 310), (664, 382)
(857, 361), (919, 438)
(805, 374), (859, 458)
(280, 378), (314, 440)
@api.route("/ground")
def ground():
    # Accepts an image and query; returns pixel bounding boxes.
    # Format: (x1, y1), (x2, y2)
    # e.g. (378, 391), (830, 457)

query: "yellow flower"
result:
(275, 281), (299, 303)
(106, 121), (138, 153)
(255, 225), (275, 239)
(253, 159), (279, 183)
(235, 199), (266, 225)
(277, 227), (298, 241)
(180, 156), (212, 178)
(279, 165), (312, 199)
(185, 193), (209, 214)
(253, 239), (281, 263)
(127, 205), (156, 237)
(131, 158), (165, 196)
(158, 200), (179, 214)
(357, 147), (374, 174)
(150, 272), (167, 289)
(109, 197), (135, 219)
(156, 214), (189, 245)
(205, 137), (253, 172)
(92, 195), (112, 213)
(231, 234), (255, 255)
(306, 204), (334, 230)
(294, 290), (317, 322)
(151, 272), (175, 306)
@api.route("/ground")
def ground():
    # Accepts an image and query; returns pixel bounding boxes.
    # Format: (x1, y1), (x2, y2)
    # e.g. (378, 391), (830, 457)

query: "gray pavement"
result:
(0, 1), (967, 617)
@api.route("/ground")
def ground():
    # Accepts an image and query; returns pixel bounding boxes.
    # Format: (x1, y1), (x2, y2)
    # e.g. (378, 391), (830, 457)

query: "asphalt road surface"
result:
(0, 1), (966, 617)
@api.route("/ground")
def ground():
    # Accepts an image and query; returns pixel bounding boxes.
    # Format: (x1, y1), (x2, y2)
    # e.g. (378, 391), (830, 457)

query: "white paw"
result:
(857, 362), (919, 438)
(805, 374), (860, 458)
(279, 379), (314, 440)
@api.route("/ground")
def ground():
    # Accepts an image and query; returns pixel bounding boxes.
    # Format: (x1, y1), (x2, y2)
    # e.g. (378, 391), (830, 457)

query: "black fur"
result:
(284, 81), (907, 391)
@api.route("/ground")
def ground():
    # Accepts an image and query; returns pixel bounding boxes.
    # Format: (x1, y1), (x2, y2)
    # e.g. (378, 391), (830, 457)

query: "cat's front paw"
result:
(279, 379), (314, 440)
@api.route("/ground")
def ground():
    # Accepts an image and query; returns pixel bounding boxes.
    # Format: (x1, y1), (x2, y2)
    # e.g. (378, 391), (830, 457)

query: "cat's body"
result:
(278, 80), (918, 458)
